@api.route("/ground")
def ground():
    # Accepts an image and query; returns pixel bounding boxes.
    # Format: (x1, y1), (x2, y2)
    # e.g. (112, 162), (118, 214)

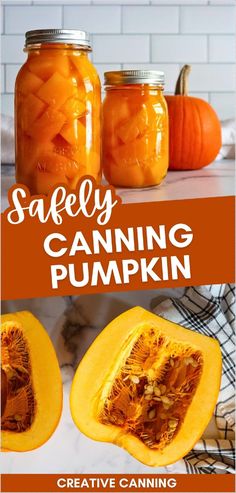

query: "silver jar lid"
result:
(104, 70), (165, 86)
(25, 29), (91, 49)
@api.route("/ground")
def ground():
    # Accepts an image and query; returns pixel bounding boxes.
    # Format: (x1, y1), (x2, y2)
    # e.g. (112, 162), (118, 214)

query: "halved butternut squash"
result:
(1, 311), (62, 452)
(70, 307), (221, 467)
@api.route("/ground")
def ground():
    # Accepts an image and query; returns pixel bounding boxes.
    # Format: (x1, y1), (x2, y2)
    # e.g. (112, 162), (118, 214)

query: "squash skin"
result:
(166, 95), (222, 170)
(70, 307), (222, 467)
(1, 311), (63, 452)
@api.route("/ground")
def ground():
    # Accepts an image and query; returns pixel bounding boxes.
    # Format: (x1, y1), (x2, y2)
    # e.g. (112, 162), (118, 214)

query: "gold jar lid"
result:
(104, 70), (165, 86)
(25, 29), (91, 50)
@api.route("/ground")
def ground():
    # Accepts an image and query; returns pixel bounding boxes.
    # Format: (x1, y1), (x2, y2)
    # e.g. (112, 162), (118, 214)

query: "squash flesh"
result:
(1, 312), (62, 452)
(70, 307), (222, 466)
(98, 326), (203, 451)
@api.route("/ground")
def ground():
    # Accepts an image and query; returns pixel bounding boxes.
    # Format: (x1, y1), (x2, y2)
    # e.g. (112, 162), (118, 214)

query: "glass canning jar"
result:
(102, 70), (168, 188)
(15, 29), (101, 195)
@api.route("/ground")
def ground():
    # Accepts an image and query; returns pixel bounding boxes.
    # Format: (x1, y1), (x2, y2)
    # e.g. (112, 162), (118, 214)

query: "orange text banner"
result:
(1, 473), (235, 493)
(2, 189), (235, 300)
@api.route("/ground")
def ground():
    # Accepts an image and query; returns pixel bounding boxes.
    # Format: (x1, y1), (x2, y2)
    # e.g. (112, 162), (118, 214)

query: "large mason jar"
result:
(15, 29), (101, 194)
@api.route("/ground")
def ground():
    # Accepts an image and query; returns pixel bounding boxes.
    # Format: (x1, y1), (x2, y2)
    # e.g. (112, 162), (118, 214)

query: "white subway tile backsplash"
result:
(151, 1), (208, 3)
(164, 91), (209, 101)
(209, 35), (235, 63)
(94, 64), (122, 85)
(5, 6), (62, 34)
(1, 93), (14, 116)
(93, 35), (150, 63)
(34, 1), (91, 4)
(1, 6), (3, 34)
(188, 64), (236, 92)
(1, 35), (26, 63)
(2, 1), (32, 4)
(209, 1), (235, 5)
(63, 6), (121, 33)
(181, 6), (236, 33)
(123, 6), (179, 33)
(1, 65), (5, 93)
(123, 63), (180, 92)
(92, 1), (149, 4)
(0, 1), (234, 122)
(6, 64), (20, 93)
(152, 35), (207, 63)
(210, 92), (235, 119)
(188, 92), (209, 101)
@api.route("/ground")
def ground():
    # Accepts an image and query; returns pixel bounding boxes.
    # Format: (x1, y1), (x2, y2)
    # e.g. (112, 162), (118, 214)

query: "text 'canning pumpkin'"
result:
(165, 65), (222, 170)
(70, 307), (221, 466)
(1, 311), (62, 451)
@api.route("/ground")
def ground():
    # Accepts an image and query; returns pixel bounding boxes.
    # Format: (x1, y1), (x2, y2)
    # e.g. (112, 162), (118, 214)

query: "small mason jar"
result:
(15, 29), (101, 195)
(102, 70), (169, 188)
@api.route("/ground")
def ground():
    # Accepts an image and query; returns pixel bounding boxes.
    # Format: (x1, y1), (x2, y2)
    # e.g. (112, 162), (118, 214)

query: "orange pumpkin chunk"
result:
(18, 68), (44, 95)
(36, 72), (74, 109)
(60, 120), (86, 147)
(21, 94), (46, 133)
(16, 136), (54, 178)
(111, 133), (156, 167)
(33, 170), (68, 195)
(117, 107), (148, 144)
(28, 108), (66, 142)
(61, 97), (86, 120)
(143, 158), (167, 186)
(60, 121), (79, 147)
(109, 163), (144, 187)
(28, 54), (70, 80)
(36, 152), (79, 180)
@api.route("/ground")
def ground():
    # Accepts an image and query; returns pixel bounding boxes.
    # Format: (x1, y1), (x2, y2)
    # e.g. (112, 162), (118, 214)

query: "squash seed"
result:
(184, 357), (197, 367)
(148, 409), (156, 420)
(159, 384), (166, 395)
(130, 375), (140, 384)
(168, 419), (178, 429)
(163, 403), (171, 410)
(161, 395), (171, 405)
(154, 387), (161, 397)
(145, 385), (154, 394)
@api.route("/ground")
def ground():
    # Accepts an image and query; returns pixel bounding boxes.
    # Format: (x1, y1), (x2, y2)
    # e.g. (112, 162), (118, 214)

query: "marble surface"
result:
(1, 159), (235, 212)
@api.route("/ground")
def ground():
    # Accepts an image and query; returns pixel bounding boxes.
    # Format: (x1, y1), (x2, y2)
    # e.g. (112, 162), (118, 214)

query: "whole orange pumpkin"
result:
(165, 65), (222, 170)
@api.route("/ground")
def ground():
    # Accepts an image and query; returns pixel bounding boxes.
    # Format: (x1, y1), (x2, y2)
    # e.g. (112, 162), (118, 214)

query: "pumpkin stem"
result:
(175, 65), (191, 96)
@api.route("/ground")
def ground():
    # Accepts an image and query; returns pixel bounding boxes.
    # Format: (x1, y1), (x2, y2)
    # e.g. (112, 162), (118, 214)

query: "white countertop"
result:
(118, 159), (235, 203)
(1, 159), (234, 212)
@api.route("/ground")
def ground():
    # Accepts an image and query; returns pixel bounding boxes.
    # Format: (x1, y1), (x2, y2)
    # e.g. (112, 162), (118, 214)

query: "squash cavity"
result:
(1, 322), (35, 433)
(98, 327), (203, 451)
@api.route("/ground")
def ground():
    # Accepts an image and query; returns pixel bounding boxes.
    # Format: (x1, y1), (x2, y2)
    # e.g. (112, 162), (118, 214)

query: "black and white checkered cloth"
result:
(153, 284), (235, 474)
